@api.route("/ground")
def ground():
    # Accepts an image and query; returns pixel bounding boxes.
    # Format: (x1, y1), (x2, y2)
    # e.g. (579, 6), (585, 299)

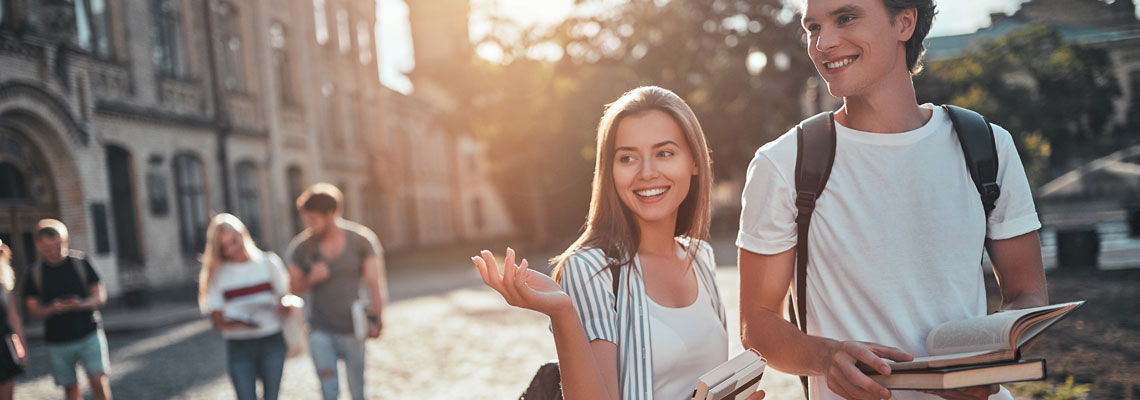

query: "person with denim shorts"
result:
(23, 219), (112, 400)
(286, 183), (387, 400)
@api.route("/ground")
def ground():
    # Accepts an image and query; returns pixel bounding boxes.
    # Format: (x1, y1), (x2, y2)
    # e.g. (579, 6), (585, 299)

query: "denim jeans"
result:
(226, 332), (287, 400)
(308, 329), (366, 400)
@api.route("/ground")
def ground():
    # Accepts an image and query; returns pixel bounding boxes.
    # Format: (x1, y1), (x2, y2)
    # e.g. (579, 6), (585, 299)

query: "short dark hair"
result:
(296, 183), (343, 214)
(883, 0), (937, 75)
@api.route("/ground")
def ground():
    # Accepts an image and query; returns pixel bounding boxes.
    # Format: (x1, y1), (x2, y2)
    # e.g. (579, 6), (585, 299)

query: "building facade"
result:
(0, 0), (512, 299)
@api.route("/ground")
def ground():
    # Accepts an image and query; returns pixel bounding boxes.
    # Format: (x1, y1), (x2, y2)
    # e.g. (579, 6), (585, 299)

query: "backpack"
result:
(789, 105), (1001, 396)
(30, 250), (90, 301)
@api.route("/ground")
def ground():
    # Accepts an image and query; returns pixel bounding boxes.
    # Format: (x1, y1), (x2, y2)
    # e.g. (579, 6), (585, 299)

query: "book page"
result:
(925, 311), (1024, 356)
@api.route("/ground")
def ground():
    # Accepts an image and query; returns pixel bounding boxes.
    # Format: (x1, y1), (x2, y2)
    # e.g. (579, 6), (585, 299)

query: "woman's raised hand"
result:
(472, 248), (572, 316)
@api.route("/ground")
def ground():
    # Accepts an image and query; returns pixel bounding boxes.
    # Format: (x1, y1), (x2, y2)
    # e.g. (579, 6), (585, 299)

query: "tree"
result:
(915, 25), (1121, 184)
(431, 0), (814, 244)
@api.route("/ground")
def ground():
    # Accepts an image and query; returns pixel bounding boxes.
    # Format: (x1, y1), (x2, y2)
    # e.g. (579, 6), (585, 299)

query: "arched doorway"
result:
(0, 127), (60, 277)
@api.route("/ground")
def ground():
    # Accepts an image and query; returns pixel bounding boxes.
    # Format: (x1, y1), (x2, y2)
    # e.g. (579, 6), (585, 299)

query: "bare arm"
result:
(549, 307), (620, 400)
(289, 263), (328, 295)
(739, 248), (835, 375)
(473, 250), (619, 400)
(739, 248), (910, 400)
(361, 254), (387, 317)
(79, 282), (107, 309)
(25, 297), (57, 319)
(986, 231), (1049, 311)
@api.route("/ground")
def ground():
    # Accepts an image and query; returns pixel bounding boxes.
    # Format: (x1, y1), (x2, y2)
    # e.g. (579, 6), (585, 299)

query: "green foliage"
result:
(429, 0), (814, 243)
(915, 25), (1121, 184)
(1008, 376), (1092, 400)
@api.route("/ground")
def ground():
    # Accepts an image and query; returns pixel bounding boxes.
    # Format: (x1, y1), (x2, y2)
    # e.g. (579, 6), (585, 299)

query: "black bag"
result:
(519, 264), (623, 400)
(789, 105), (1001, 397)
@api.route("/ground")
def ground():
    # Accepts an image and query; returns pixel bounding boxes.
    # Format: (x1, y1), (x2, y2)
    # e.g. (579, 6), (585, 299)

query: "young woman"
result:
(199, 214), (290, 400)
(0, 241), (25, 400)
(473, 86), (764, 400)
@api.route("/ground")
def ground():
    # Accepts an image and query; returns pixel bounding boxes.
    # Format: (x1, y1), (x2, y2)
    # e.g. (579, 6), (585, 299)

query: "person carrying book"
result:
(473, 86), (764, 400)
(23, 219), (112, 400)
(286, 183), (387, 400)
(736, 1), (1050, 399)
(199, 213), (290, 400)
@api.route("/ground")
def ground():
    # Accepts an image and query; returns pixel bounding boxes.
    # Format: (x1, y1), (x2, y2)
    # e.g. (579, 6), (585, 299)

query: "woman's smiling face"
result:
(611, 109), (698, 227)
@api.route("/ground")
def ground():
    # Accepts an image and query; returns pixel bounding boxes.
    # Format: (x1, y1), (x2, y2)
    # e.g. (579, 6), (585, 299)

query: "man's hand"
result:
(824, 341), (914, 400)
(51, 298), (82, 313)
(309, 261), (331, 283)
(366, 311), (382, 338)
(922, 385), (1000, 400)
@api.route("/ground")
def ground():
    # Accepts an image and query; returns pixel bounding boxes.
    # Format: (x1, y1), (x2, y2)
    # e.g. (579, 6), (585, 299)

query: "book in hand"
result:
(877, 301), (1084, 372)
(692, 349), (766, 400)
(867, 359), (1045, 390)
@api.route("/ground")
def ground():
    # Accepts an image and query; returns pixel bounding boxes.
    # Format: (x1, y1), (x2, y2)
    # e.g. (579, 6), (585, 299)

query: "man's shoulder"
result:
(338, 219), (378, 239)
(285, 230), (313, 253)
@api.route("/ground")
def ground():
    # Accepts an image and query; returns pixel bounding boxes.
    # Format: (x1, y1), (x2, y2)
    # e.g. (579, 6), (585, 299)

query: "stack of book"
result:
(692, 348), (767, 400)
(863, 301), (1085, 390)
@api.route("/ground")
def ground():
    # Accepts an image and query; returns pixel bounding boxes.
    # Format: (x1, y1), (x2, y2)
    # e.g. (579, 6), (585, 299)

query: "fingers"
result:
(837, 343), (892, 399)
(868, 343), (915, 363)
(744, 389), (765, 400)
(479, 250), (503, 291)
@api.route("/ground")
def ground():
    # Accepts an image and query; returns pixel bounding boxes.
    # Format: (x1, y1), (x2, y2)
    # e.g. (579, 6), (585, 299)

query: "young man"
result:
(286, 183), (387, 400)
(737, 1), (1049, 399)
(23, 219), (112, 400)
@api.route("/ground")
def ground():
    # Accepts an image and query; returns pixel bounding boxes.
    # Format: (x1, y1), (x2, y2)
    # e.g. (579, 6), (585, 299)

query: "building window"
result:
(151, 0), (187, 77)
(75, 0), (112, 57)
(286, 166), (305, 235)
(336, 8), (350, 54)
(0, 163), (27, 200)
(270, 22), (295, 105)
(235, 161), (262, 243)
(173, 154), (209, 257)
(216, 1), (246, 91)
(313, 0), (328, 45)
(356, 21), (372, 64)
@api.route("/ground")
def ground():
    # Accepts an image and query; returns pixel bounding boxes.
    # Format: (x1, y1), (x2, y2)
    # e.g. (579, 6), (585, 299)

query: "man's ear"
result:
(895, 8), (918, 42)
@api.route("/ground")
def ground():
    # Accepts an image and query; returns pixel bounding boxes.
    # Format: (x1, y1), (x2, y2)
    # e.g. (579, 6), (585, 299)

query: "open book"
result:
(881, 301), (1084, 372)
(692, 349), (766, 400)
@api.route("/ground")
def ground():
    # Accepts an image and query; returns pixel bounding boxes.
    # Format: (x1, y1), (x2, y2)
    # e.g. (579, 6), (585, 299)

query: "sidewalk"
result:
(24, 302), (203, 340)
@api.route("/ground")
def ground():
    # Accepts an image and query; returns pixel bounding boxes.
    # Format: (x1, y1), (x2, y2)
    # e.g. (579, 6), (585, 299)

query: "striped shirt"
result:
(560, 239), (726, 400)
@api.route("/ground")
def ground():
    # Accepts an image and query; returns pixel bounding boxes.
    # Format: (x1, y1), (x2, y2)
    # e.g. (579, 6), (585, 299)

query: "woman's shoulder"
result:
(564, 247), (610, 274)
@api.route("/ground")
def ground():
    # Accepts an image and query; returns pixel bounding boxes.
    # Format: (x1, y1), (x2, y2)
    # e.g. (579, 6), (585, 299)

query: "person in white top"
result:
(473, 86), (763, 400)
(737, 1), (1049, 400)
(199, 214), (290, 400)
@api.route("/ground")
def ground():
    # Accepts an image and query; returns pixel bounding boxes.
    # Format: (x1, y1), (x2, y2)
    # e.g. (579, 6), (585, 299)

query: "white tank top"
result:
(647, 266), (728, 400)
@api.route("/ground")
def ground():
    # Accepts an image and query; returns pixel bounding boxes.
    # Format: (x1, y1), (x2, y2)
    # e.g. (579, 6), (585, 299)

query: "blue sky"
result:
(376, 0), (1122, 94)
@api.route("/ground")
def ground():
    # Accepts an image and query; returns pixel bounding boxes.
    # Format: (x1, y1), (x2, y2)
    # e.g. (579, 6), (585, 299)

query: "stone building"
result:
(0, 0), (512, 299)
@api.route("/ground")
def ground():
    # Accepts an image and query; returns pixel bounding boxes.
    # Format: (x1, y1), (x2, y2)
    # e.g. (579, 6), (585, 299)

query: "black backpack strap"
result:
(609, 266), (620, 312)
(791, 111), (837, 397)
(943, 105), (1000, 217)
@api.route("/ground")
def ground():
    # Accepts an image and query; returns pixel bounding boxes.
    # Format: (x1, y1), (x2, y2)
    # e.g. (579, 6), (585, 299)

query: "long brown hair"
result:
(198, 213), (262, 311)
(0, 242), (13, 291)
(551, 86), (713, 281)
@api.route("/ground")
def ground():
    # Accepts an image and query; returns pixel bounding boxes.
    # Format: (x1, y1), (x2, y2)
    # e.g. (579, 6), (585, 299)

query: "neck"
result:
(636, 215), (679, 258)
(837, 65), (928, 133)
(44, 253), (66, 264)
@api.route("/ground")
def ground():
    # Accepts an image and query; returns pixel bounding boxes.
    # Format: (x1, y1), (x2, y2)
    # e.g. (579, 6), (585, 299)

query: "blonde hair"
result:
(551, 86), (713, 281)
(0, 242), (13, 291)
(198, 213), (262, 311)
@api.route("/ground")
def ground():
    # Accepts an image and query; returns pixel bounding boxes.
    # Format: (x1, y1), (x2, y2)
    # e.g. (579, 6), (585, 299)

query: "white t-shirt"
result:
(206, 252), (290, 340)
(737, 104), (1040, 400)
(647, 266), (728, 400)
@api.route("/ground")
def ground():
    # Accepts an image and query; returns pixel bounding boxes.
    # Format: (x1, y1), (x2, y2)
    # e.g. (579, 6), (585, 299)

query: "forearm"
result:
(363, 258), (387, 313)
(741, 307), (837, 376)
(26, 301), (52, 318)
(7, 303), (23, 337)
(549, 309), (618, 400)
